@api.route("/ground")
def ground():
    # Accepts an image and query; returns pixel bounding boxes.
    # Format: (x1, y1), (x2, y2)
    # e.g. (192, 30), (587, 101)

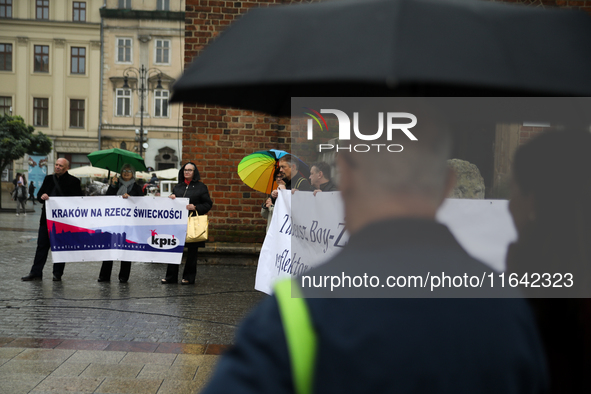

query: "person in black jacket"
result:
(28, 181), (36, 206)
(309, 161), (338, 195)
(161, 162), (212, 285)
(277, 154), (312, 191)
(98, 163), (144, 283)
(21, 158), (83, 281)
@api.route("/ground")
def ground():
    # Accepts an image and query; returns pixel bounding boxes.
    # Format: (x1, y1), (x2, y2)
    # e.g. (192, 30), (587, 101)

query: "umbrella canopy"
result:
(68, 165), (112, 178)
(87, 148), (147, 173)
(153, 168), (180, 180)
(171, 0), (591, 116)
(238, 150), (308, 194)
(134, 172), (151, 180)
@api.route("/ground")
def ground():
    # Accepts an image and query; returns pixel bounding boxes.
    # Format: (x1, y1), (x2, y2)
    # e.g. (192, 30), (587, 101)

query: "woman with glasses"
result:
(162, 162), (212, 285)
(98, 163), (143, 283)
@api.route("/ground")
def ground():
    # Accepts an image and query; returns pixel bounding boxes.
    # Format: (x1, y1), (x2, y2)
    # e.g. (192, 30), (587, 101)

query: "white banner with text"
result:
(46, 196), (189, 264)
(255, 191), (517, 294)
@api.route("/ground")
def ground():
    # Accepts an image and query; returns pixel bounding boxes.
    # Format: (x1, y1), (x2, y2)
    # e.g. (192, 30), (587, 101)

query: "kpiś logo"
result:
(147, 230), (178, 250)
(303, 107), (417, 153)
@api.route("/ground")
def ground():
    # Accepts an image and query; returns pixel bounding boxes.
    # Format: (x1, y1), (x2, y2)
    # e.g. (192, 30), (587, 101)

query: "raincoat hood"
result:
(178, 162), (201, 182)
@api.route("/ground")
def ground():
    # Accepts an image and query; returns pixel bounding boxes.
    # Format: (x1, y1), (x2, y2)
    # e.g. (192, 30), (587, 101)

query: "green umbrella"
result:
(87, 148), (147, 175)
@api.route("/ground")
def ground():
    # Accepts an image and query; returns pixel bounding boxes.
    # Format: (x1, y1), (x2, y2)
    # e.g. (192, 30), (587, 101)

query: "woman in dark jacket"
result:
(98, 163), (143, 283)
(162, 162), (212, 285)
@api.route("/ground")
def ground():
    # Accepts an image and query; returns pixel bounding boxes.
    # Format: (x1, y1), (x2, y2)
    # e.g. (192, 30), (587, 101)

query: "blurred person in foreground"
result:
(200, 105), (548, 394)
(21, 158), (82, 281)
(162, 162), (212, 285)
(98, 163), (143, 283)
(309, 161), (338, 195)
(507, 130), (591, 393)
(261, 173), (285, 233)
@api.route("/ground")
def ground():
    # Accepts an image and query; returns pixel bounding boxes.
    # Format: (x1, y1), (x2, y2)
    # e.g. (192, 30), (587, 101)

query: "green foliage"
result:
(28, 131), (52, 156)
(0, 114), (52, 176)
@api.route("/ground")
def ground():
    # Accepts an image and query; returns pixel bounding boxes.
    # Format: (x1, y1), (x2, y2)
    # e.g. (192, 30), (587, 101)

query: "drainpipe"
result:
(98, 1), (106, 151)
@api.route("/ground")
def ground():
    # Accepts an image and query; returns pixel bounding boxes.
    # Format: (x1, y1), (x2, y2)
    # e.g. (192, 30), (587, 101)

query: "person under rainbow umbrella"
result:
(237, 149), (309, 194)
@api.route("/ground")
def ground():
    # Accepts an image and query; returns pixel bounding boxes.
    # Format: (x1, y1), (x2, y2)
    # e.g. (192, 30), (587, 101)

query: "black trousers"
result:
(99, 261), (132, 282)
(30, 221), (65, 277)
(165, 246), (199, 283)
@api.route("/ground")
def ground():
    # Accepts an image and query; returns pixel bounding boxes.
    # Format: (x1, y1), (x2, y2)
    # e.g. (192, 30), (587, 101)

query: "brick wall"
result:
(487, 0), (591, 15)
(183, 0), (317, 243)
(518, 125), (551, 145)
(490, 0), (591, 144)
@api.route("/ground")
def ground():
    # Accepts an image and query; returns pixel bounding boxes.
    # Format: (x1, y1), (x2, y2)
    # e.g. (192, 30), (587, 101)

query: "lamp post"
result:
(122, 65), (163, 158)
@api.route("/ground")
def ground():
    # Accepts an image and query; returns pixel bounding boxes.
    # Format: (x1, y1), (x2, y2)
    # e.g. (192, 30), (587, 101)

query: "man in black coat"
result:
(200, 108), (548, 394)
(21, 158), (83, 281)
(309, 161), (338, 195)
(277, 155), (312, 192)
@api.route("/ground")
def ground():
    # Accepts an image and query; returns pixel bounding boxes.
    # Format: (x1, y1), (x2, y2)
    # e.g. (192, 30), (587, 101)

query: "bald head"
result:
(54, 158), (70, 176)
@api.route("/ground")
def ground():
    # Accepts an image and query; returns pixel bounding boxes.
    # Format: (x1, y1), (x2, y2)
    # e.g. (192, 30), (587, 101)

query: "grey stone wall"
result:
(447, 159), (485, 199)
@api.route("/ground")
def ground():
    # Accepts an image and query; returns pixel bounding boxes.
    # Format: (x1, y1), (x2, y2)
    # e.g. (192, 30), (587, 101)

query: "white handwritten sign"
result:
(255, 192), (517, 295)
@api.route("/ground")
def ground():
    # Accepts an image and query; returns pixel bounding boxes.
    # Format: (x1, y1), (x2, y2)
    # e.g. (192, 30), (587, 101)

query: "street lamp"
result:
(122, 65), (163, 158)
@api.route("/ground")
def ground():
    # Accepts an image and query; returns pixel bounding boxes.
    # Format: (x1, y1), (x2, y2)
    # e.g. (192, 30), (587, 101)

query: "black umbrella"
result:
(171, 0), (591, 117)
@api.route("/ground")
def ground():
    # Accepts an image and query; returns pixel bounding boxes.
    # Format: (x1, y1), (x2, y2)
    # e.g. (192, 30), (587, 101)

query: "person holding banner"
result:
(162, 162), (212, 285)
(309, 161), (338, 195)
(274, 154), (312, 193)
(21, 158), (83, 282)
(262, 173), (284, 233)
(98, 163), (144, 283)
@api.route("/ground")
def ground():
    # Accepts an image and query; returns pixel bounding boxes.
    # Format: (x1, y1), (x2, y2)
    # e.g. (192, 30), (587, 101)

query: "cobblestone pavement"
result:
(0, 207), (266, 393)
(0, 210), (265, 344)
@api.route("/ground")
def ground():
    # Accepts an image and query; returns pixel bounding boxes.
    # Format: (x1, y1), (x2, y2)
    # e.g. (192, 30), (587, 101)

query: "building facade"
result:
(0, 0), (102, 177)
(99, 0), (185, 171)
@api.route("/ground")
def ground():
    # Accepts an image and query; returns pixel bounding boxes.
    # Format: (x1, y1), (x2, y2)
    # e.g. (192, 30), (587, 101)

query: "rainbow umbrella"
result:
(238, 150), (308, 194)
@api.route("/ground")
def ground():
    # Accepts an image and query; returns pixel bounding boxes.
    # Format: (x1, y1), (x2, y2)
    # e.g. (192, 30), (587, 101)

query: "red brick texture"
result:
(486, 0), (591, 15)
(183, 1), (317, 243)
(490, 0), (591, 144)
(517, 125), (550, 145)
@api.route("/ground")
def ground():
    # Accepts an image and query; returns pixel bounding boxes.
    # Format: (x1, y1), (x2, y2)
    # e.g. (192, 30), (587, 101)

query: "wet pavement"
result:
(0, 202), (266, 393)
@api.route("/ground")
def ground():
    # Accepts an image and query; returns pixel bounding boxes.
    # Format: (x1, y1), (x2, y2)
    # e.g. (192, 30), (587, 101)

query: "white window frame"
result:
(118, 0), (131, 9)
(154, 39), (170, 65)
(116, 38), (132, 64)
(156, 0), (169, 11)
(153, 89), (169, 118)
(115, 88), (132, 117)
